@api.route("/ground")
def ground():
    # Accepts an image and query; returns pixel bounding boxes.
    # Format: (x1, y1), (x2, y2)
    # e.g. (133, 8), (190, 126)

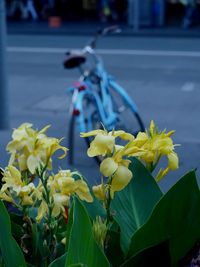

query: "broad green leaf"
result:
(128, 171), (200, 265)
(11, 221), (24, 238)
(121, 241), (171, 267)
(111, 158), (163, 254)
(68, 264), (87, 267)
(82, 194), (106, 221)
(105, 230), (124, 267)
(65, 204), (74, 250)
(48, 253), (67, 267)
(0, 201), (26, 267)
(31, 223), (39, 258)
(66, 197), (110, 267)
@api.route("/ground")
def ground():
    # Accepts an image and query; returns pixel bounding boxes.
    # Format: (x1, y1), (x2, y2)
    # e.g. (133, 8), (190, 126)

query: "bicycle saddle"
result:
(63, 52), (86, 69)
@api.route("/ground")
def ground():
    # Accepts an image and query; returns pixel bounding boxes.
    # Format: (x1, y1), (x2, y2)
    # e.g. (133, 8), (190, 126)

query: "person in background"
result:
(8, 0), (27, 19)
(180, 0), (199, 28)
(97, 0), (119, 22)
(24, 0), (38, 20)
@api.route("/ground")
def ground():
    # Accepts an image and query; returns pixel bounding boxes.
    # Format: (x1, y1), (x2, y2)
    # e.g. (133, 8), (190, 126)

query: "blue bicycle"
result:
(64, 26), (145, 165)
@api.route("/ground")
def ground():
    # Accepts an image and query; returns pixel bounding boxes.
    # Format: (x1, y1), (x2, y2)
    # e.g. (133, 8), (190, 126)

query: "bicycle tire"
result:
(68, 104), (75, 165)
(68, 94), (102, 165)
(82, 95), (102, 164)
(108, 83), (145, 136)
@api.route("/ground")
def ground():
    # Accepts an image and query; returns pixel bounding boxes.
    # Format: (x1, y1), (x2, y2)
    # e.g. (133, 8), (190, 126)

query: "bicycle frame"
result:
(69, 54), (139, 132)
(66, 26), (144, 164)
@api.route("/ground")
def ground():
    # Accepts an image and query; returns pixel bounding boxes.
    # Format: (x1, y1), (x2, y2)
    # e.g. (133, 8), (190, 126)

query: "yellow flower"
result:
(167, 152), (179, 170)
(0, 166), (36, 205)
(74, 179), (93, 202)
(35, 170), (93, 222)
(92, 184), (106, 201)
(52, 194), (70, 217)
(100, 149), (133, 198)
(110, 165), (132, 198)
(86, 132), (115, 157)
(155, 167), (169, 182)
(100, 157), (118, 177)
(6, 123), (67, 174)
(81, 129), (134, 157)
(51, 170), (93, 202)
(36, 200), (48, 222)
(137, 121), (179, 180)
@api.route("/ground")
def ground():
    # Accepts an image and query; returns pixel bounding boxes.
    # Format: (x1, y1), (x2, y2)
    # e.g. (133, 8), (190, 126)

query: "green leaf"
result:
(111, 158), (163, 254)
(31, 223), (39, 258)
(48, 253), (67, 267)
(128, 171), (200, 265)
(82, 194), (106, 221)
(68, 264), (87, 267)
(11, 221), (24, 238)
(66, 197), (110, 267)
(0, 201), (26, 267)
(65, 204), (74, 250)
(72, 173), (106, 221)
(121, 241), (171, 267)
(105, 230), (124, 267)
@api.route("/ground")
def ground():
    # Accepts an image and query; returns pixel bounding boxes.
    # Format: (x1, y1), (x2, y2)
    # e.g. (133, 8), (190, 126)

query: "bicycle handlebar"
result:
(88, 25), (121, 49)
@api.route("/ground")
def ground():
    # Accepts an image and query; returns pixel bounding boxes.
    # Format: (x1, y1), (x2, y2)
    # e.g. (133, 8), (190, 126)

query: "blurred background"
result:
(0, 0), (200, 192)
(4, 0), (200, 29)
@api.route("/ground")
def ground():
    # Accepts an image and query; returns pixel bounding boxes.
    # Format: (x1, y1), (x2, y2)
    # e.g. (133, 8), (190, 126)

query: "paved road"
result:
(2, 34), (200, 191)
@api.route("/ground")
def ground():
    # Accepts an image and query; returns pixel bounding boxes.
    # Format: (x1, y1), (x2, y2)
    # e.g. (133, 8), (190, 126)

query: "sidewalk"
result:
(7, 20), (200, 37)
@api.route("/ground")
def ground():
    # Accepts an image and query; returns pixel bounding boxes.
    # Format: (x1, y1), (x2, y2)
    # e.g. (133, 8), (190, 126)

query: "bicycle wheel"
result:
(68, 94), (102, 165)
(109, 82), (145, 137)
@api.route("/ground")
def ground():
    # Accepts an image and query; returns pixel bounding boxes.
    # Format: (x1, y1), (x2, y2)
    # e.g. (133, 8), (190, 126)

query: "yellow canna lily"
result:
(6, 123), (68, 174)
(74, 179), (93, 202)
(52, 194), (70, 217)
(110, 165), (132, 198)
(92, 184), (106, 201)
(81, 128), (134, 157)
(99, 147), (133, 197)
(87, 133), (115, 157)
(167, 151), (179, 170)
(36, 200), (48, 222)
(0, 166), (36, 206)
(100, 157), (118, 177)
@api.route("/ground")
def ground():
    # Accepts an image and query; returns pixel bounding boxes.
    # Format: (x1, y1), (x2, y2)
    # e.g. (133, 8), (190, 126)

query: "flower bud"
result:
(92, 216), (107, 248)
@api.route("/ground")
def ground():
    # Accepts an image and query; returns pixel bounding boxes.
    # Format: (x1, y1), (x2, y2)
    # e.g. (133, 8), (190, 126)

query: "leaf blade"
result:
(0, 201), (26, 267)
(111, 158), (163, 254)
(66, 197), (109, 267)
(128, 171), (200, 265)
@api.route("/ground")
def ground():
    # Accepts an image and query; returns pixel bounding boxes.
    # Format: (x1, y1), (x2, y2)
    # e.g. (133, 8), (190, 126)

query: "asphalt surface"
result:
(1, 33), (200, 192)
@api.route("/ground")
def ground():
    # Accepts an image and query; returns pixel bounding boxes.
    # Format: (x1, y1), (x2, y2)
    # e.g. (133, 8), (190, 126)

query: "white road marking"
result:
(181, 82), (195, 92)
(7, 46), (200, 57)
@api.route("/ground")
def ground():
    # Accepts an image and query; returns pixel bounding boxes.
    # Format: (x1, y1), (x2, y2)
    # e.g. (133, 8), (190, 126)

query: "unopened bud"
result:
(92, 216), (107, 248)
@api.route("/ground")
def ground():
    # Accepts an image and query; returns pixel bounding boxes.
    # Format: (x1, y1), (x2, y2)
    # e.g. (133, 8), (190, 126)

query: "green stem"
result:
(39, 166), (56, 264)
(105, 177), (113, 226)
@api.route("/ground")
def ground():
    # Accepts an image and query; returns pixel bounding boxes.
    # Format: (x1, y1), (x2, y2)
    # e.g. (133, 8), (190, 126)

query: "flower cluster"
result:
(0, 165), (36, 205)
(6, 123), (67, 174)
(0, 121), (181, 266)
(81, 121), (179, 200)
(0, 123), (92, 223)
(36, 170), (93, 222)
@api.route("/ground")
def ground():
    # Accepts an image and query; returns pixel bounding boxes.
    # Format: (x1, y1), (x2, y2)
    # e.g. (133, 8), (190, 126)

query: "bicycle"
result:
(64, 26), (145, 165)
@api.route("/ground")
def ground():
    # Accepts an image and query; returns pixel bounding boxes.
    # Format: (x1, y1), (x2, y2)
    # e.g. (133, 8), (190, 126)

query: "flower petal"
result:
(88, 134), (115, 157)
(110, 165), (132, 198)
(27, 154), (40, 174)
(92, 184), (105, 201)
(168, 152), (179, 170)
(100, 157), (118, 177)
(75, 180), (93, 202)
(80, 129), (106, 138)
